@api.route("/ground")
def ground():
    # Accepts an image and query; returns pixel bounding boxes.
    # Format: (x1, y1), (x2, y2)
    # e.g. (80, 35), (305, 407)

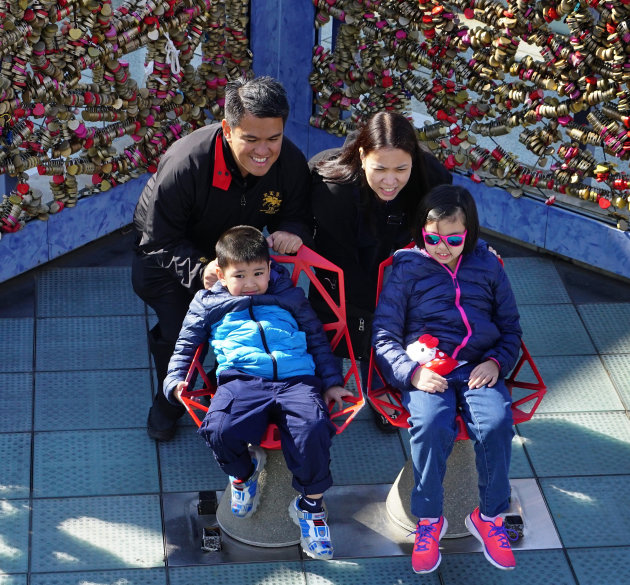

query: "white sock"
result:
(421, 517), (441, 524)
(480, 512), (499, 523)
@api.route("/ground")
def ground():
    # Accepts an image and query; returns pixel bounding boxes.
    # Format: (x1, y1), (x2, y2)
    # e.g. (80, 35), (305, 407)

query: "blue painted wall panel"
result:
(0, 219), (49, 281)
(0, 175), (148, 281)
(47, 175), (148, 260)
(454, 174), (548, 248)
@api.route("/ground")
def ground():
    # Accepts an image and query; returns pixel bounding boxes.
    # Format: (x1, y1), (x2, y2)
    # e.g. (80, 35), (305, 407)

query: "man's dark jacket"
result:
(134, 123), (312, 289)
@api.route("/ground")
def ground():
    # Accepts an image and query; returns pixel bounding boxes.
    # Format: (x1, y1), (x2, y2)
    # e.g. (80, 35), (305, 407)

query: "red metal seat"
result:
(367, 248), (546, 440)
(179, 245), (364, 448)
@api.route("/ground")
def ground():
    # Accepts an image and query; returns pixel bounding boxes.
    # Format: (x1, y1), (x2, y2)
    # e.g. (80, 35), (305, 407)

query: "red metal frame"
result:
(366, 247), (546, 441)
(179, 245), (364, 449)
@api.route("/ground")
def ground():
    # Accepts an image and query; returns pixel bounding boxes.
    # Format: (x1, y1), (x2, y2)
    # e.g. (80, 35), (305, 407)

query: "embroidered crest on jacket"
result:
(261, 191), (282, 214)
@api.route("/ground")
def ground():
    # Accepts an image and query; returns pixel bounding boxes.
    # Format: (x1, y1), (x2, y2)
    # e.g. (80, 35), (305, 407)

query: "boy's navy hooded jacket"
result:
(372, 243), (522, 392)
(164, 261), (343, 404)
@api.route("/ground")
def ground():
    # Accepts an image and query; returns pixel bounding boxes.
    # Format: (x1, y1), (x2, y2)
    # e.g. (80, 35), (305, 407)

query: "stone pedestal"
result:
(216, 449), (301, 547)
(386, 439), (478, 538)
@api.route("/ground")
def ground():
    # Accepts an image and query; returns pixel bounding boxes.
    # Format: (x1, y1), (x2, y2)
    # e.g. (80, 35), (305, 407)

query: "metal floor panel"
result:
(0, 435), (31, 499)
(33, 429), (159, 498)
(30, 495), (164, 573)
(509, 435), (534, 479)
(577, 303), (630, 354)
(0, 576), (27, 585)
(437, 549), (577, 585)
(0, 318), (33, 373)
(37, 267), (145, 317)
(158, 426), (228, 494)
(517, 305), (596, 356)
(36, 316), (149, 371)
(303, 556), (440, 585)
(0, 373), (33, 432)
(329, 421), (408, 485)
(502, 257), (572, 306)
(29, 569), (167, 585)
(0, 499), (30, 574)
(169, 562), (307, 585)
(601, 354), (630, 409)
(540, 475), (630, 548)
(34, 369), (153, 431)
(163, 479), (559, 569)
(163, 491), (302, 566)
(519, 412), (630, 477)
(567, 546), (630, 585)
(528, 355), (624, 414)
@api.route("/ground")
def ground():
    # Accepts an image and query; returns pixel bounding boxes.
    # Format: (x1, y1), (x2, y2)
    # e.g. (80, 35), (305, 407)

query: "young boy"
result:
(164, 225), (352, 560)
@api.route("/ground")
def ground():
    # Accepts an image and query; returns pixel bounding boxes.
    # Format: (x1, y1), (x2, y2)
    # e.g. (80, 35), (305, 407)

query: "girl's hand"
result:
(411, 366), (447, 393)
(323, 385), (353, 410)
(468, 360), (499, 388)
(174, 381), (188, 404)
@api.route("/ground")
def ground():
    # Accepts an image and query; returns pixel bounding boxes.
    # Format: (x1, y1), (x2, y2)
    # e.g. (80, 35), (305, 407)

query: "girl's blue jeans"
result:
(401, 362), (514, 519)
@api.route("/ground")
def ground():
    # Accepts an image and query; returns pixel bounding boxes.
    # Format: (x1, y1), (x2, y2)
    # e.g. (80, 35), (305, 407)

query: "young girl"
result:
(372, 185), (522, 574)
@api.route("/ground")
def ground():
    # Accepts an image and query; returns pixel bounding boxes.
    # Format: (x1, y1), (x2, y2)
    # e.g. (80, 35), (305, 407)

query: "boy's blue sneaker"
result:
(228, 445), (266, 518)
(289, 496), (333, 560)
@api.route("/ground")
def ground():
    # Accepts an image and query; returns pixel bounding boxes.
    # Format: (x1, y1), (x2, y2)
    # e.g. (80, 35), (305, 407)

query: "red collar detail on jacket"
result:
(212, 133), (232, 190)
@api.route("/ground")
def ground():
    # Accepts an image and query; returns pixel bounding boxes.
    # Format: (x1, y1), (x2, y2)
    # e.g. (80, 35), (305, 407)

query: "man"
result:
(132, 76), (312, 441)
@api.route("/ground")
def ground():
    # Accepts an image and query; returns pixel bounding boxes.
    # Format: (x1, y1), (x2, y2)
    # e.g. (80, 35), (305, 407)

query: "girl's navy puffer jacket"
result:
(372, 244), (522, 392)
(164, 261), (343, 404)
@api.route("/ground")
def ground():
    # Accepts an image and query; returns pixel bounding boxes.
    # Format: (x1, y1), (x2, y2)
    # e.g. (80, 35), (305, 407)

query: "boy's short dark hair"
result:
(224, 76), (290, 128)
(216, 225), (270, 268)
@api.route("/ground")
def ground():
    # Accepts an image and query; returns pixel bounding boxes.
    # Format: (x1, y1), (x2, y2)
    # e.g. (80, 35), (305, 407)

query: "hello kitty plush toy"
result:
(406, 334), (460, 376)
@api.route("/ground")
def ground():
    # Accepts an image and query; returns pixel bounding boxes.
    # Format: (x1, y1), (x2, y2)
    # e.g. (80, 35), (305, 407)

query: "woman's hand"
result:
(468, 360), (499, 388)
(411, 366), (447, 393)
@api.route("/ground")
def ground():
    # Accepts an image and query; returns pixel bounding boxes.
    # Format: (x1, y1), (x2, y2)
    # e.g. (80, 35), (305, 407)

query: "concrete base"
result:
(386, 439), (478, 538)
(215, 449), (301, 547)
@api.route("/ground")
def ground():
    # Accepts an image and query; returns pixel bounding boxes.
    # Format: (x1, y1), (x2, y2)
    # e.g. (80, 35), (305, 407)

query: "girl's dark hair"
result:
(315, 112), (430, 229)
(216, 225), (270, 268)
(412, 185), (480, 254)
(224, 76), (289, 128)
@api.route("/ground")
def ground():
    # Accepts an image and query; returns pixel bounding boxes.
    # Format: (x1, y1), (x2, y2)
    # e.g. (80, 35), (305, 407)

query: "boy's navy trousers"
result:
(198, 369), (336, 496)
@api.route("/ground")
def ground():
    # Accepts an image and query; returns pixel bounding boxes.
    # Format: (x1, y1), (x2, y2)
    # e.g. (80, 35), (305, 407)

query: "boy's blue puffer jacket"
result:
(372, 243), (522, 392)
(164, 261), (344, 404)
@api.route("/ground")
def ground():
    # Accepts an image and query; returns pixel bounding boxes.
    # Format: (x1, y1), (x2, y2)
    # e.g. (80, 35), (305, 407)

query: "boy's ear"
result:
(215, 265), (226, 285)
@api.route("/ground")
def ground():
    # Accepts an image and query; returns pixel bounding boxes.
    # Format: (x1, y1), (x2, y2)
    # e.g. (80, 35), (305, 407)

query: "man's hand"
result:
(323, 385), (353, 410)
(266, 231), (302, 255)
(468, 360), (499, 389)
(202, 259), (219, 289)
(173, 381), (188, 404)
(411, 366), (448, 393)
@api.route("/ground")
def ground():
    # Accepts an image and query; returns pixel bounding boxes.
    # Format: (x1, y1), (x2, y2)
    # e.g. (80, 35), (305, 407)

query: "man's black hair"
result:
(224, 76), (290, 127)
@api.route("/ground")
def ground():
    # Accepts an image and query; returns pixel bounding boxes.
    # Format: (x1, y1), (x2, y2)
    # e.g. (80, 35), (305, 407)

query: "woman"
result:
(310, 111), (452, 431)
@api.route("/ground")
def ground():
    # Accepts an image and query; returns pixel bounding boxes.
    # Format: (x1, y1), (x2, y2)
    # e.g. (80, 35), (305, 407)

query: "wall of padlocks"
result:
(2, 0), (630, 237)
(309, 0), (630, 230)
(0, 0), (250, 233)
